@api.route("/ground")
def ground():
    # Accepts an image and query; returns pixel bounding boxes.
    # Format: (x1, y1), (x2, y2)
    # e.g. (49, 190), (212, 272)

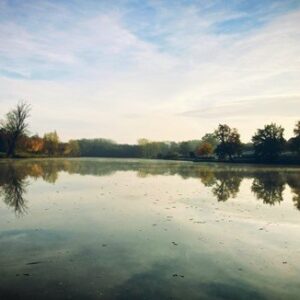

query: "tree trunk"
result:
(7, 136), (16, 158)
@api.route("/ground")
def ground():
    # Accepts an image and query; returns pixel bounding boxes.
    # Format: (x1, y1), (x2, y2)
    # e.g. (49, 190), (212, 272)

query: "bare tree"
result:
(1, 102), (31, 157)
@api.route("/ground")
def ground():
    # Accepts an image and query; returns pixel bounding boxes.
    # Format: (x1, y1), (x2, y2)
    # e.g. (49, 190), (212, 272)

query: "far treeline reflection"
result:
(0, 159), (300, 216)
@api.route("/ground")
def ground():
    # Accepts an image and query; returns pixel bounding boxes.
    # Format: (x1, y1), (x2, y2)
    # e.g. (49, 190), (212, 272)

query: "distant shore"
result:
(191, 157), (300, 166)
(1, 153), (300, 166)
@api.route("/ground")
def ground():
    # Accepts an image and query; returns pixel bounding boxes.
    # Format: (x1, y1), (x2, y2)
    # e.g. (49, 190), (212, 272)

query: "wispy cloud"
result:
(180, 95), (300, 119)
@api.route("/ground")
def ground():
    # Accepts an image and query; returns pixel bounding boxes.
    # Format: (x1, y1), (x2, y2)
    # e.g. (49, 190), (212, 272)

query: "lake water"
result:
(0, 158), (300, 300)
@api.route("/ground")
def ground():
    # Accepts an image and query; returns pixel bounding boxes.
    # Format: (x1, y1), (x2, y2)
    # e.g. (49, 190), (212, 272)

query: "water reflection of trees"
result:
(1, 159), (300, 212)
(0, 164), (28, 215)
(251, 172), (285, 205)
(192, 168), (243, 201)
(286, 174), (300, 210)
(211, 173), (242, 202)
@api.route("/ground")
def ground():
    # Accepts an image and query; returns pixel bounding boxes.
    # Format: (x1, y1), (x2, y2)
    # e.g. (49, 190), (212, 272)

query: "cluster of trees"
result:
(137, 135), (218, 159)
(212, 122), (300, 162)
(0, 102), (80, 157)
(1, 102), (300, 162)
(131, 122), (300, 163)
(62, 136), (218, 159)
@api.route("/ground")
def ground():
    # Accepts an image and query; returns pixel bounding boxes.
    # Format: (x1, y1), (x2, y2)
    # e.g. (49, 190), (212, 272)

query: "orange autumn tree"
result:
(197, 142), (213, 156)
(17, 135), (44, 154)
(25, 135), (45, 153)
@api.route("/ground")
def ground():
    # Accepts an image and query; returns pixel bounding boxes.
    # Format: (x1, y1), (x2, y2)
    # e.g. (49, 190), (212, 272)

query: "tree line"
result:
(0, 102), (300, 163)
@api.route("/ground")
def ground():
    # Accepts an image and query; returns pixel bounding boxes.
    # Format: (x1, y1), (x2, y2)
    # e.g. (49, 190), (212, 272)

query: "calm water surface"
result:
(0, 158), (300, 300)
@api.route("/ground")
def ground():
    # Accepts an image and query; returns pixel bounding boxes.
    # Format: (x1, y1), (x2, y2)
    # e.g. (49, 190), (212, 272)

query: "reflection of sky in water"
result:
(0, 159), (300, 299)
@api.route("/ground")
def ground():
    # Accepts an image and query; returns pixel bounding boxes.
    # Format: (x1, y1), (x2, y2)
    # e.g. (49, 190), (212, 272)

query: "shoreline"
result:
(1, 155), (300, 167)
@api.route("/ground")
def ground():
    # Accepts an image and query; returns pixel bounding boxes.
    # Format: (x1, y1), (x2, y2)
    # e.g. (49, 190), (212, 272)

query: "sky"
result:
(0, 0), (300, 143)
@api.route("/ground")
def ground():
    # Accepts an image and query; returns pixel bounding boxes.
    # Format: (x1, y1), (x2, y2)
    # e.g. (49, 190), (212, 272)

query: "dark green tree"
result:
(289, 121), (300, 155)
(252, 123), (285, 162)
(214, 124), (242, 160)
